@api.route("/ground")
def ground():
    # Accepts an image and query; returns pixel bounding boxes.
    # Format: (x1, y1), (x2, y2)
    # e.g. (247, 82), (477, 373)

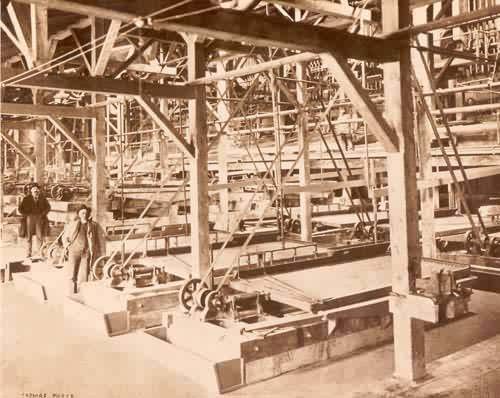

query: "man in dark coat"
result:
(18, 184), (51, 258)
(62, 205), (106, 294)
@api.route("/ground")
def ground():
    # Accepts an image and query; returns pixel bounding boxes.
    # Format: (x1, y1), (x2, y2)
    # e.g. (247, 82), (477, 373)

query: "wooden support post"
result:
(0, 138), (3, 237)
(383, 0), (426, 381)
(413, 6), (436, 258)
(448, 183), (456, 209)
(216, 60), (230, 231)
(186, 36), (210, 282)
(31, 126), (45, 183)
(158, 99), (170, 180)
(55, 132), (65, 181)
(270, 71), (286, 243)
(91, 97), (107, 222)
(31, 4), (48, 185)
(80, 119), (89, 181)
(296, 61), (312, 241)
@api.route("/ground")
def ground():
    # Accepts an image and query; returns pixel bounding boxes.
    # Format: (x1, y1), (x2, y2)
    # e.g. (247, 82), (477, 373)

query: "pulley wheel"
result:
(352, 222), (366, 239)
(51, 184), (61, 199)
(103, 261), (118, 279)
(205, 290), (224, 313)
(179, 278), (207, 312)
(91, 255), (109, 280)
(3, 182), (15, 194)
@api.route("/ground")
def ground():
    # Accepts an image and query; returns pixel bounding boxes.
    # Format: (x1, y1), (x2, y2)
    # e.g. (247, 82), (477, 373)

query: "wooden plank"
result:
(8, 73), (196, 99)
(135, 95), (195, 159)
(48, 116), (95, 162)
(93, 19), (121, 76)
(0, 102), (97, 118)
(241, 321), (328, 362)
(154, 9), (404, 62)
(389, 294), (439, 324)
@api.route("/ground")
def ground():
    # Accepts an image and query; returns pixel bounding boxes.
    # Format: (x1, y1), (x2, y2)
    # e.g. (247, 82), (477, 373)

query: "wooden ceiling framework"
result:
(1, 0), (499, 386)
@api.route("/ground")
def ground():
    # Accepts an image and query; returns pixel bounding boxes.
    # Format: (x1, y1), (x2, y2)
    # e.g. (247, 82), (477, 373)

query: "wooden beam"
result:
(13, 0), (137, 23)
(93, 20), (121, 76)
(1, 102), (97, 119)
(12, 1), (400, 62)
(154, 10), (404, 62)
(320, 52), (399, 153)
(389, 294), (438, 324)
(189, 52), (317, 85)
(419, 166), (500, 190)
(109, 39), (154, 78)
(0, 130), (35, 166)
(413, 6), (435, 259)
(384, 5), (500, 39)
(216, 60), (230, 231)
(71, 28), (93, 73)
(383, 0), (426, 381)
(31, 4), (49, 64)
(283, 179), (369, 193)
(186, 36), (210, 282)
(47, 116), (95, 162)
(0, 120), (37, 130)
(91, 95), (107, 222)
(296, 59), (312, 242)
(0, 20), (24, 55)
(135, 95), (195, 159)
(6, 2), (33, 67)
(6, 73), (196, 99)
(50, 17), (92, 41)
(269, 0), (371, 20)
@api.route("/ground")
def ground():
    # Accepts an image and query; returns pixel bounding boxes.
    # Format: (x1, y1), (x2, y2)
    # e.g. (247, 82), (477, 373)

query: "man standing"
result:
(62, 205), (106, 294)
(18, 184), (51, 258)
(336, 107), (355, 151)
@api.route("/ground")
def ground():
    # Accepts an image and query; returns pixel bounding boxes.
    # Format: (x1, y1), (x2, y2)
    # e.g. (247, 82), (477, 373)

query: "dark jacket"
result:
(18, 194), (51, 237)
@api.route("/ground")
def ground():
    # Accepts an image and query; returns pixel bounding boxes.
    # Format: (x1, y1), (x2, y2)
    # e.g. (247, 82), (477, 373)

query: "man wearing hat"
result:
(18, 183), (51, 258)
(62, 205), (106, 294)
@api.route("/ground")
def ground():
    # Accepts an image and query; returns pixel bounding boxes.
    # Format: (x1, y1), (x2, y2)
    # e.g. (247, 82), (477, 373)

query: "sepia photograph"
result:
(0, 0), (499, 396)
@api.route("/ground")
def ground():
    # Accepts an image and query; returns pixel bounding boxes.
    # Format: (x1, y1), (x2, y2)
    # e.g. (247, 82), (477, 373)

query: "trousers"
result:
(26, 215), (45, 257)
(66, 249), (90, 294)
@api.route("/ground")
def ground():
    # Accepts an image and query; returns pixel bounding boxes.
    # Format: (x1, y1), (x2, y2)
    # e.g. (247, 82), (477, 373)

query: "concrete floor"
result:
(2, 270), (500, 397)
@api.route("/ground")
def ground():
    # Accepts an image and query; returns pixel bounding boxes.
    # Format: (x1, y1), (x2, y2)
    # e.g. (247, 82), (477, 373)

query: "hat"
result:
(77, 204), (91, 214)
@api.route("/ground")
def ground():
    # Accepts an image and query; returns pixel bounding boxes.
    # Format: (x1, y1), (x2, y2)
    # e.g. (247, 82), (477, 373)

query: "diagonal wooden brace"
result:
(135, 95), (195, 159)
(320, 52), (399, 153)
(48, 116), (95, 162)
